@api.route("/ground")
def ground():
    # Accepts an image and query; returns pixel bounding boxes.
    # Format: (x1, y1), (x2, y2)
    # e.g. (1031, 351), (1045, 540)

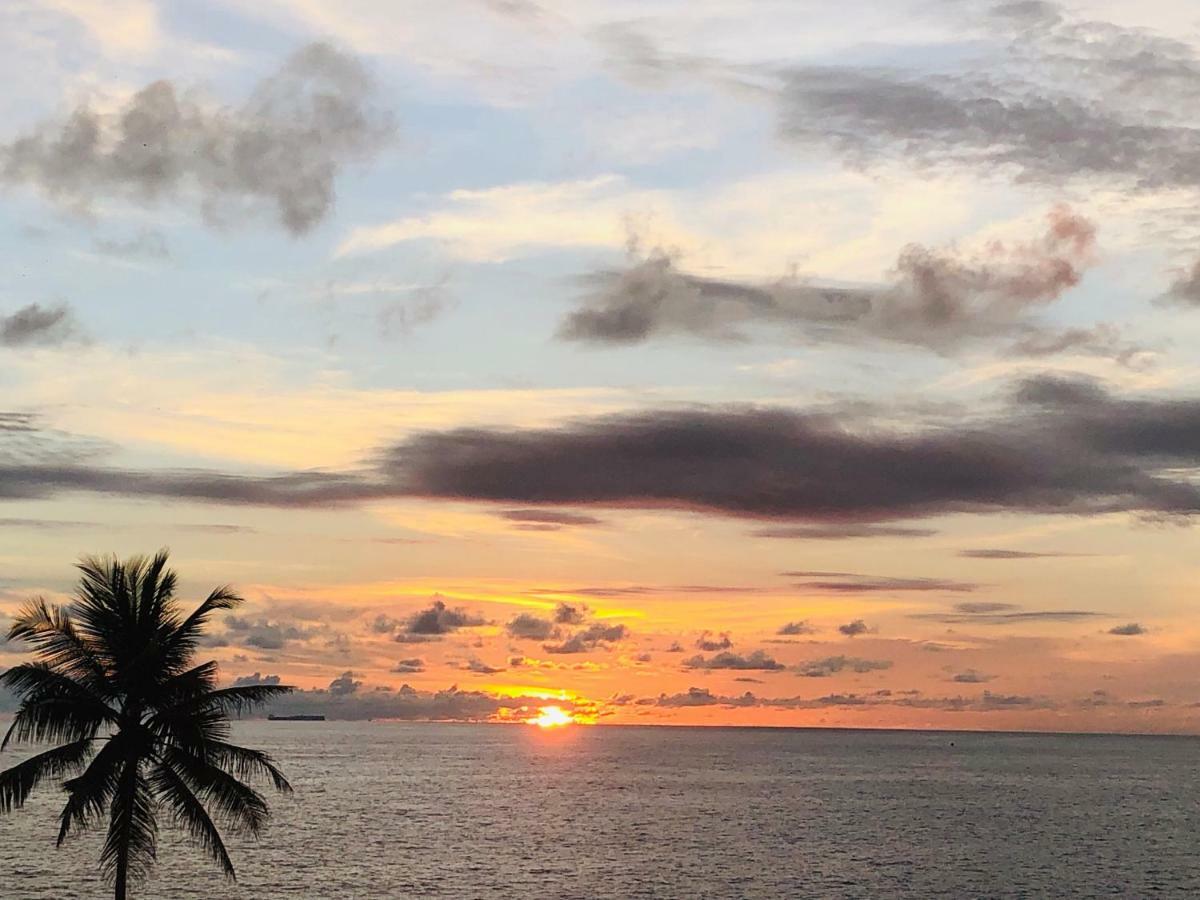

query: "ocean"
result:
(2, 722), (1198, 898)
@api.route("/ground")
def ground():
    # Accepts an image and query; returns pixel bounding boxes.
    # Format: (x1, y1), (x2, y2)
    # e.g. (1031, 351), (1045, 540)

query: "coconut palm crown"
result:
(0, 551), (293, 899)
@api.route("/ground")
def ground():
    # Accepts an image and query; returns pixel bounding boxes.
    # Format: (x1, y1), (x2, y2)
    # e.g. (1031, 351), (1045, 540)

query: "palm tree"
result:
(0, 551), (294, 900)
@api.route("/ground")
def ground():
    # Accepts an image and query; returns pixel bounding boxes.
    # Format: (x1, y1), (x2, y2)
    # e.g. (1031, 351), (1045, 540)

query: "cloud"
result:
(1109, 623), (1147, 636)
(1, 303), (78, 347)
(1163, 260), (1200, 307)
(752, 524), (937, 540)
(952, 669), (995, 684)
(775, 5), (1200, 201)
(464, 658), (506, 674)
(543, 622), (628, 654)
(264, 682), (593, 722)
(777, 621), (816, 636)
(787, 572), (977, 593)
(403, 598), (487, 636)
(912, 604), (1103, 625)
(2, 43), (390, 235)
(223, 615), (315, 650)
(231, 672), (282, 687)
(643, 687), (1056, 712)
(498, 509), (604, 528)
(953, 602), (1020, 614)
(328, 671), (361, 696)
(506, 612), (558, 641)
(682, 650), (784, 671)
(695, 630), (733, 651)
(559, 207), (1105, 356)
(392, 658), (425, 673)
(958, 549), (1075, 559)
(796, 656), (893, 677)
(553, 602), (588, 625)
(8, 374), (1200, 530)
(838, 620), (869, 637)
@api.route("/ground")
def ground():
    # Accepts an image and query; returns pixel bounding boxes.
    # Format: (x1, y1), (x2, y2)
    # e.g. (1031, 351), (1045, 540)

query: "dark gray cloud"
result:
(498, 509), (604, 528)
(463, 658), (506, 675)
(838, 620), (869, 637)
(912, 605), (1102, 625)
(560, 209), (1104, 355)
(777, 621), (816, 636)
(553, 602), (588, 625)
(796, 656), (893, 677)
(328, 671), (361, 696)
(958, 549), (1075, 559)
(404, 598), (487, 636)
(682, 650), (784, 671)
(954, 602), (1020, 614)
(391, 658), (425, 674)
(695, 630), (733, 651)
(1, 303), (77, 347)
(952, 669), (995, 684)
(231, 672), (282, 687)
(223, 615), (316, 650)
(543, 622), (628, 654)
(2, 43), (390, 235)
(775, 0), (1200, 199)
(1109, 622), (1147, 636)
(506, 612), (558, 641)
(8, 374), (1200, 529)
(786, 572), (978, 593)
(752, 524), (937, 540)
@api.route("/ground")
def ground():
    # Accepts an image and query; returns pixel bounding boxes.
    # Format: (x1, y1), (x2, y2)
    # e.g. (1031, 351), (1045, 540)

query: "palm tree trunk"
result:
(114, 862), (127, 900)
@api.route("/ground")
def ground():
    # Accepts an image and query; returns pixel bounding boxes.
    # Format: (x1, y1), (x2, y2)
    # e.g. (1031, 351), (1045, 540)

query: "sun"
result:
(527, 705), (574, 728)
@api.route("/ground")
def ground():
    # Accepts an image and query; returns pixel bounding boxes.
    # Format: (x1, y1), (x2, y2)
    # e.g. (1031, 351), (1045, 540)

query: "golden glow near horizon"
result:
(528, 706), (574, 728)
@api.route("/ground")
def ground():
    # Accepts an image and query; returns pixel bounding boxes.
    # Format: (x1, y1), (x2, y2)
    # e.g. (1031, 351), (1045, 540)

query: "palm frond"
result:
(1, 664), (118, 749)
(6, 599), (109, 688)
(163, 746), (269, 836)
(0, 738), (93, 812)
(199, 740), (292, 794)
(57, 735), (127, 845)
(160, 587), (243, 675)
(149, 761), (236, 880)
(100, 760), (157, 886)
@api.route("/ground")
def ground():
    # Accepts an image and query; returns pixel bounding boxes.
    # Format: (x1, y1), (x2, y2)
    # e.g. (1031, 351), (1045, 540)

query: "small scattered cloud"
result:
(543, 622), (628, 654)
(1, 303), (78, 348)
(498, 509), (604, 529)
(506, 612), (558, 641)
(952, 670), (995, 684)
(404, 598), (487, 636)
(231, 672), (281, 687)
(392, 658), (425, 674)
(464, 658), (506, 675)
(328, 671), (361, 696)
(753, 524), (937, 540)
(695, 630), (733, 651)
(1109, 623), (1147, 636)
(683, 650), (784, 671)
(553, 602), (588, 625)
(796, 656), (892, 677)
(838, 619), (869, 637)
(777, 621), (816, 636)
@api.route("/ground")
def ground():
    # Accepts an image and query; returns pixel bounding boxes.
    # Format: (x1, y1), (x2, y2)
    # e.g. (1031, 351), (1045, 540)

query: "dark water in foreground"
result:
(1, 723), (1198, 898)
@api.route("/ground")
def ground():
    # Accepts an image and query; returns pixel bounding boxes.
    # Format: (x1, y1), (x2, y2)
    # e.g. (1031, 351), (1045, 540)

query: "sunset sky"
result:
(4, 0), (1200, 731)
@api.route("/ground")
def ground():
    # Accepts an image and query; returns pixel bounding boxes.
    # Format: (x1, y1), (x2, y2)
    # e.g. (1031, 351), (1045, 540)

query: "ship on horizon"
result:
(267, 714), (326, 721)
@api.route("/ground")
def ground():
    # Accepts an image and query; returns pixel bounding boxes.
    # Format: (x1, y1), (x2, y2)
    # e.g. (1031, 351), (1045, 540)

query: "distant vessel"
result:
(267, 714), (325, 721)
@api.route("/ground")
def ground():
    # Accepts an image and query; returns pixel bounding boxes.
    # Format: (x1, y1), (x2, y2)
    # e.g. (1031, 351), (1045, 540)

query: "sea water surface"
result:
(2, 722), (1198, 898)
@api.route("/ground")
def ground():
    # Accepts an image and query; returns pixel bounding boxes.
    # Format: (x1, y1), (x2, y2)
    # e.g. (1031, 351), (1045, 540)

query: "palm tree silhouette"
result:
(0, 551), (293, 899)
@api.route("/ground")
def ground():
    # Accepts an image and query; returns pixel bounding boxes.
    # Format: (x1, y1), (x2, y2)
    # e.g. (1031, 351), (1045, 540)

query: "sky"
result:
(3, 0), (1200, 731)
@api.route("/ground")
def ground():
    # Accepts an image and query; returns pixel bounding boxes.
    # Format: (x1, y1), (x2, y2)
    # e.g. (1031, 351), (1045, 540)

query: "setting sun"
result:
(528, 706), (574, 728)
